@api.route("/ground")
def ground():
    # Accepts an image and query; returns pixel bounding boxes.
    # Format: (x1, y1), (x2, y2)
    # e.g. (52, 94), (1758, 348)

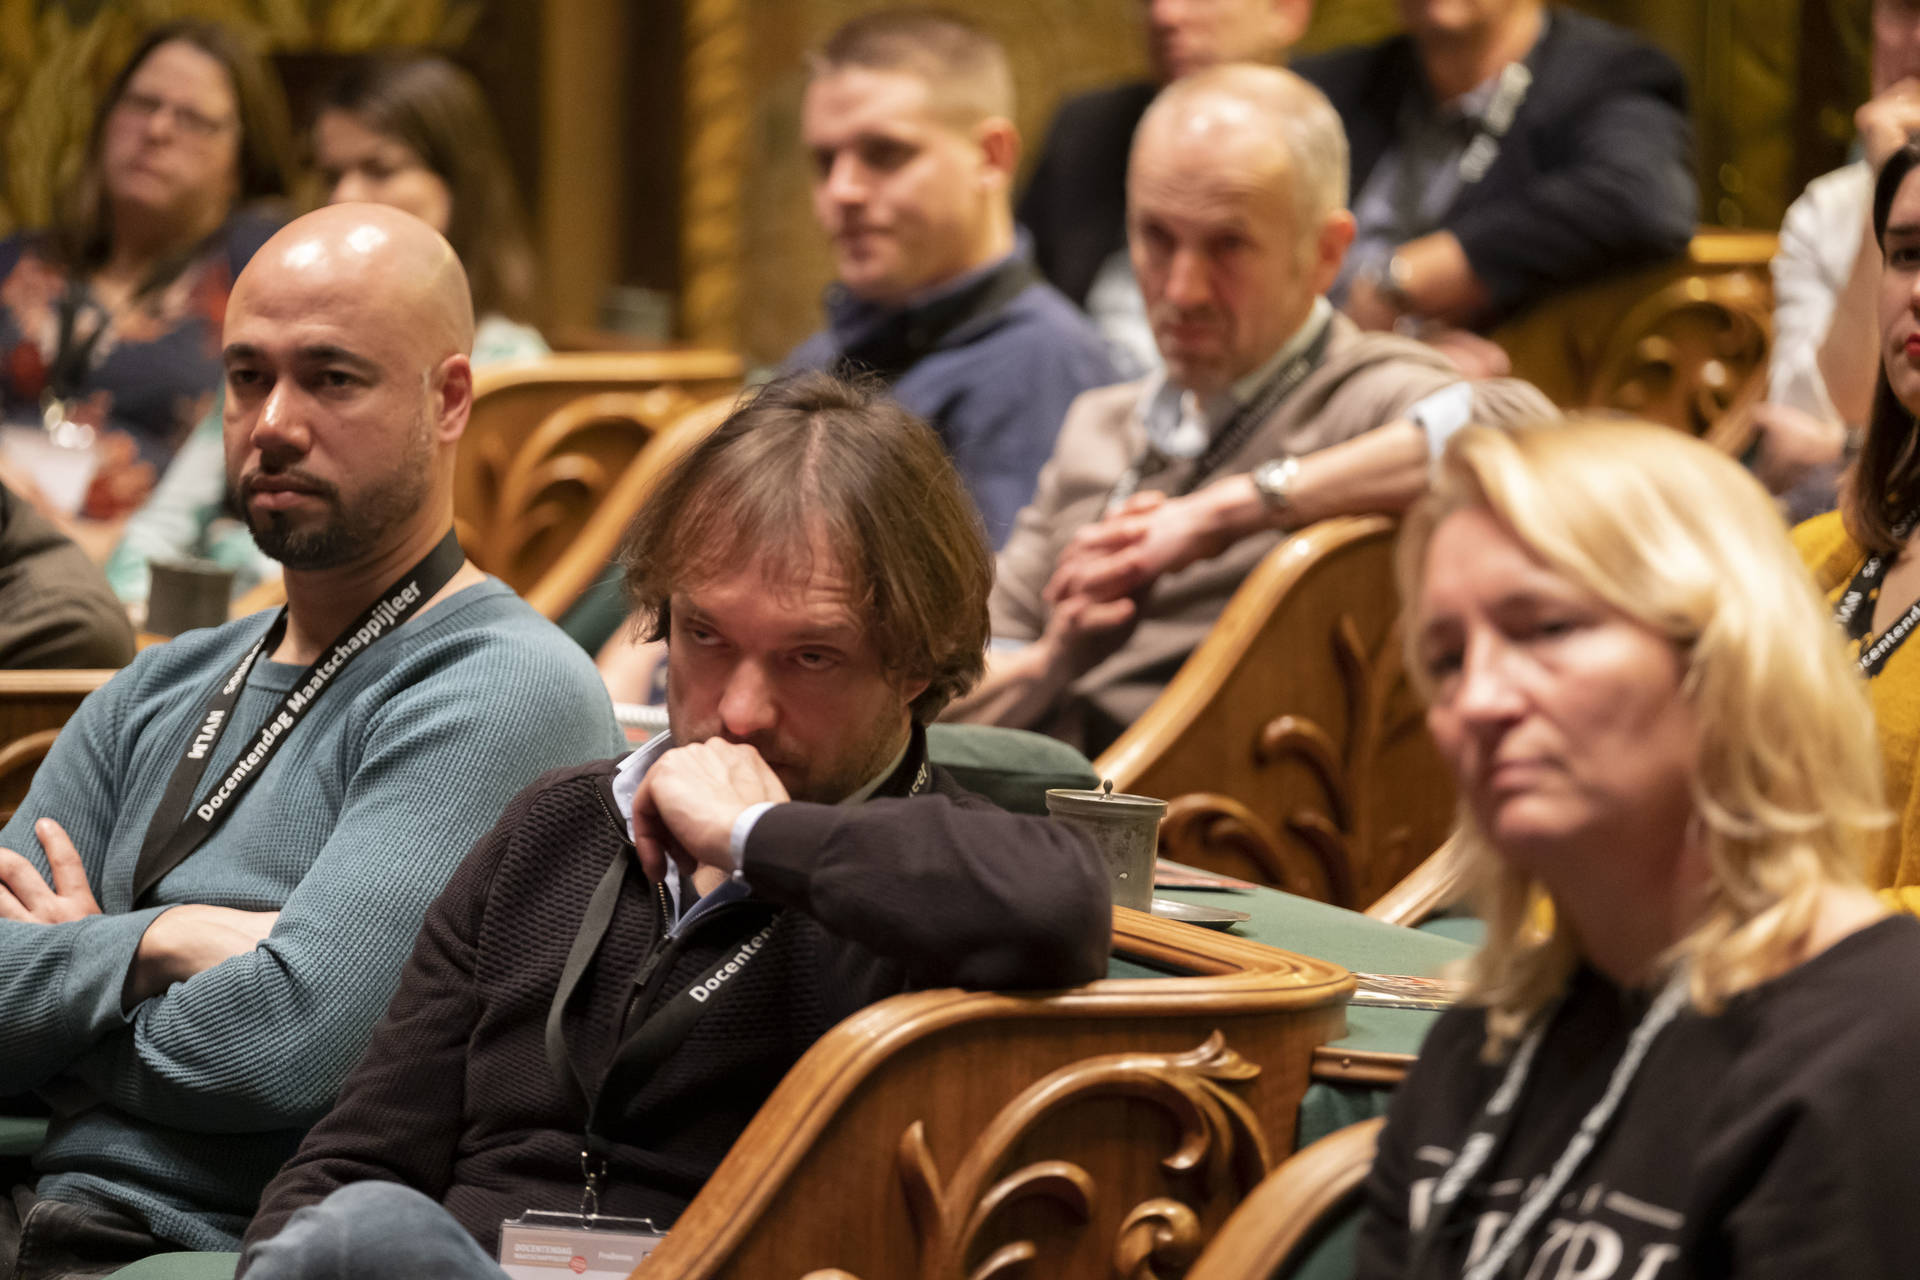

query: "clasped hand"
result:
(1045, 490), (1221, 607)
(631, 739), (790, 888)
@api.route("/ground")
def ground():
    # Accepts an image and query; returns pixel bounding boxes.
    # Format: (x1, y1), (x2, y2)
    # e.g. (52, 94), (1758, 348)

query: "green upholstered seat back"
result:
(924, 724), (1098, 816)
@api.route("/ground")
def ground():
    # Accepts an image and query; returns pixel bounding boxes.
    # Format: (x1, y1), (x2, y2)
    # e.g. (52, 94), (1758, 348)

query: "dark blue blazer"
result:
(1296, 8), (1697, 324)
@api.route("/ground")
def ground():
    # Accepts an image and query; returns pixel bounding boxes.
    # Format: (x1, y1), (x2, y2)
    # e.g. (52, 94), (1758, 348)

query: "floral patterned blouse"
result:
(0, 210), (279, 472)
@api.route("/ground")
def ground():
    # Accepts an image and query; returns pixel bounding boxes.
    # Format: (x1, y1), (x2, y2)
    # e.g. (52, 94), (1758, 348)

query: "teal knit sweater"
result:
(0, 578), (625, 1250)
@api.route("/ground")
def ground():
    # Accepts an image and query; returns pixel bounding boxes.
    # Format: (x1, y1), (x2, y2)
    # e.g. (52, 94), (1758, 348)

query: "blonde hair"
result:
(1397, 420), (1890, 1057)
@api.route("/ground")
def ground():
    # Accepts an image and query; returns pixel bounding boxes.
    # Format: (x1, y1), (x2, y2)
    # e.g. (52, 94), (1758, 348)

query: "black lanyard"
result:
(545, 752), (931, 1212)
(828, 255), (1040, 386)
(131, 529), (466, 903)
(1834, 512), (1920, 678)
(1409, 974), (1687, 1279)
(45, 280), (110, 411)
(1393, 61), (1533, 237)
(545, 851), (781, 1214)
(1106, 315), (1334, 512)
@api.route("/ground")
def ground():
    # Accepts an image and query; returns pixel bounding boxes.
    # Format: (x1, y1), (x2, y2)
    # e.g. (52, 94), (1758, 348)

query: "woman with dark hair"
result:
(0, 21), (290, 520)
(311, 53), (542, 357)
(108, 52), (545, 610)
(1796, 138), (1920, 912)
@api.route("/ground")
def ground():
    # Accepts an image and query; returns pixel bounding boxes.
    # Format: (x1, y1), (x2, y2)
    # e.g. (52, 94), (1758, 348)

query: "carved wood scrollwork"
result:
(0, 727), (59, 823)
(1585, 269), (1771, 441)
(459, 385), (707, 587)
(856, 1032), (1273, 1280)
(1157, 793), (1332, 902)
(1187, 610), (1424, 909)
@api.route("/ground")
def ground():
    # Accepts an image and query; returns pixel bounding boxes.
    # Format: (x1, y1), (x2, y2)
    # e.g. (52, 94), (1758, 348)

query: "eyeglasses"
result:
(114, 91), (234, 141)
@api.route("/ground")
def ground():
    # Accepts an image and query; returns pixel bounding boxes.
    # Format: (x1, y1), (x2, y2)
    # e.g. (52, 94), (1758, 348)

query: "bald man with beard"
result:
(0, 204), (621, 1275)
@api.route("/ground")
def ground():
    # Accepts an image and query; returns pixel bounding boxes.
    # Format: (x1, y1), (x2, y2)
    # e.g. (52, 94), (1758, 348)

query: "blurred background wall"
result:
(0, 0), (1873, 363)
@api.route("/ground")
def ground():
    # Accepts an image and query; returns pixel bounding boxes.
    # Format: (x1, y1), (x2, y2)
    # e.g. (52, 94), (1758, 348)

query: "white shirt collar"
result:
(1135, 296), (1332, 459)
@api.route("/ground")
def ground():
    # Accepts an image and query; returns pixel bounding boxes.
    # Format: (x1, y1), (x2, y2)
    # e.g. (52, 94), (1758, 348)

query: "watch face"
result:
(1253, 458), (1294, 510)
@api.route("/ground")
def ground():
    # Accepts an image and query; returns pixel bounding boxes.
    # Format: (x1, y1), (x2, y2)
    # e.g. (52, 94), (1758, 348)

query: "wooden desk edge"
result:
(640, 906), (1356, 1276)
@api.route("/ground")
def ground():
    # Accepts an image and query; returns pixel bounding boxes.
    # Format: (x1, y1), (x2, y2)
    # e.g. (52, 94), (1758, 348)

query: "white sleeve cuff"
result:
(1408, 381), (1475, 470)
(728, 801), (779, 878)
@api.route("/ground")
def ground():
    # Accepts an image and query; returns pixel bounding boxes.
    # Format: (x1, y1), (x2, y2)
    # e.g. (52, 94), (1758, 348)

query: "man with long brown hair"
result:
(237, 371), (1109, 1280)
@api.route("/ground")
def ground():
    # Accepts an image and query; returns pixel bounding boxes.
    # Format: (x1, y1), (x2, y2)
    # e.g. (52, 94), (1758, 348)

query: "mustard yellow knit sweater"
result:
(1795, 510), (1920, 912)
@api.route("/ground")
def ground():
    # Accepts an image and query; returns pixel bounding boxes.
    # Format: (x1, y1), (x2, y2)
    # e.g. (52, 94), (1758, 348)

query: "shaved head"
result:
(231, 202), (475, 363)
(1135, 65), (1348, 252)
(221, 203), (478, 575)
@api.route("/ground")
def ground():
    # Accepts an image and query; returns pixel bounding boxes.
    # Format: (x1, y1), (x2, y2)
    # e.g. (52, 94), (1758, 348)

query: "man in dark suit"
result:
(1299, 0), (1694, 354)
(1017, 0), (1312, 373)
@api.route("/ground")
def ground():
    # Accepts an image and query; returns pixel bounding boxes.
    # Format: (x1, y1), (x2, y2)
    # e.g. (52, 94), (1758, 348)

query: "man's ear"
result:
(431, 353), (474, 445)
(1310, 209), (1357, 296)
(975, 116), (1021, 191)
(1271, 0), (1313, 51)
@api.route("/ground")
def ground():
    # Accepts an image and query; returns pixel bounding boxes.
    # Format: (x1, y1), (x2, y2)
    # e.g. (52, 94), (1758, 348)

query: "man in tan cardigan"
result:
(945, 65), (1554, 756)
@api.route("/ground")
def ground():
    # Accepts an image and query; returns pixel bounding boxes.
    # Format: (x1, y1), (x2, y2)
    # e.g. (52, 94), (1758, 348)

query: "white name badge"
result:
(499, 1212), (665, 1279)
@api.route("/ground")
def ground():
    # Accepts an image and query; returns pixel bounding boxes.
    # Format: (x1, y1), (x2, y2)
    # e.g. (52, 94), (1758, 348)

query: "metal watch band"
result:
(1251, 456), (1300, 517)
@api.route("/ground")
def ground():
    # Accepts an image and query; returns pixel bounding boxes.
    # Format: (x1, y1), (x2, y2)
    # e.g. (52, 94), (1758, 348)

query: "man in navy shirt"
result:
(784, 9), (1118, 550)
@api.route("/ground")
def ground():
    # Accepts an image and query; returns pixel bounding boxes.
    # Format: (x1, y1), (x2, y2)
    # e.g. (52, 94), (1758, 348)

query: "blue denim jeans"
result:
(240, 1183), (506, 1280)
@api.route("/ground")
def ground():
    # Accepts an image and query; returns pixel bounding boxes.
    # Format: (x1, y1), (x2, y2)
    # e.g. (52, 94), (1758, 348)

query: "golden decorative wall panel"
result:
(0, 0), (477, 239)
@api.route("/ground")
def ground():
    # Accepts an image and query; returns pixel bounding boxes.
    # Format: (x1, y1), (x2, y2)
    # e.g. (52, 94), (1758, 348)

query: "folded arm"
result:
(1448, 80), (1695, 320)
(55, 668), (619, 1133)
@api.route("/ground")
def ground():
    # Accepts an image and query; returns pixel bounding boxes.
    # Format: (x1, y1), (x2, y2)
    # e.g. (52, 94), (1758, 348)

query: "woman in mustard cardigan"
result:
(1796, 139), (1920, 910)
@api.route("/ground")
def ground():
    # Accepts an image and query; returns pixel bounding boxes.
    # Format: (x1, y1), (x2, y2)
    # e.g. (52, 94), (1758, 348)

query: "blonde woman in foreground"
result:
(1356, 420), (1920, 1279)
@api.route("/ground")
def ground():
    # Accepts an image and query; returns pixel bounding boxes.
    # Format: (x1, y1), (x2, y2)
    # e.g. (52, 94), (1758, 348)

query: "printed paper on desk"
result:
(499, 1218), (664, 1279)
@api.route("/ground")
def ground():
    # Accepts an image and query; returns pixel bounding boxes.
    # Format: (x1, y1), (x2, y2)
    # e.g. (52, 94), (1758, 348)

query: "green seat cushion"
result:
(555, 566), (629, 655)
(108, 1253), (239, 1278)
(924, 724), (1098, 816)
(0, 1114), (46, 1157)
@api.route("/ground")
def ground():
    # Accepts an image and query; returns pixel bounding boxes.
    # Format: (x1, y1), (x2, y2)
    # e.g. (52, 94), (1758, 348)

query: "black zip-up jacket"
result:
(241, 729), (1110, 1254)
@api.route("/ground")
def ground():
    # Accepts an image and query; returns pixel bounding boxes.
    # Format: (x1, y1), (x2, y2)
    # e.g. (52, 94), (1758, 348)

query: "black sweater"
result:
(243, 732), (1110, 1253)
(1357, 916), (1920, 1279)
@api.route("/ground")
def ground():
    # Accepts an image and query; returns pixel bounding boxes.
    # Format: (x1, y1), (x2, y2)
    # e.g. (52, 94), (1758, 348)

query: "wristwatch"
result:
(1363, 251), (1416, 312)
(1251, 456), (1301, 524)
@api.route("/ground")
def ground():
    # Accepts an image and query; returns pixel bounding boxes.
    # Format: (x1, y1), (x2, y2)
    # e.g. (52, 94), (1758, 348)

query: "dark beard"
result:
(248, 503), (357, 570)
(236, 415), (435, 570)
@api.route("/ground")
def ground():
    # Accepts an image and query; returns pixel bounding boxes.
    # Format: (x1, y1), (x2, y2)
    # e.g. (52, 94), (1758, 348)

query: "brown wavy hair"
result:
(620, 371), (993, 722)
(317, 54), (537, 324)
(54, 21), (292, 283)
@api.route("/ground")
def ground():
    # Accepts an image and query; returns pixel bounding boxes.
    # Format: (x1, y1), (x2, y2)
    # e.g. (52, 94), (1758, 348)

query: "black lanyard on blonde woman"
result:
(130, 529), (466, 904)
(1833, 512), (1920, 678)
(1408, 973), (1689, 1280)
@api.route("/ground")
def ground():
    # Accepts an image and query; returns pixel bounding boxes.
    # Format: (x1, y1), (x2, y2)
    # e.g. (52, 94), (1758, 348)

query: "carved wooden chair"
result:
(0, 669), (114, 823)
(1094, 516), (1453, 911)
(1363, 833), (1471, 929)
(1183, 1117), (1385, 1280)
(455, 351), (741, 616)
(1492, 229), (1777, 453)
(635, 908), (1355, 1280)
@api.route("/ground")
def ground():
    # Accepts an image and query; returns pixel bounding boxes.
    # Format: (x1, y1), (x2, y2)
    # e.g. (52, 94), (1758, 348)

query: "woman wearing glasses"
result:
(0, 22), (290, 520)
(106, 53), (545, 612)
(1358, 420), (1920, 1277)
